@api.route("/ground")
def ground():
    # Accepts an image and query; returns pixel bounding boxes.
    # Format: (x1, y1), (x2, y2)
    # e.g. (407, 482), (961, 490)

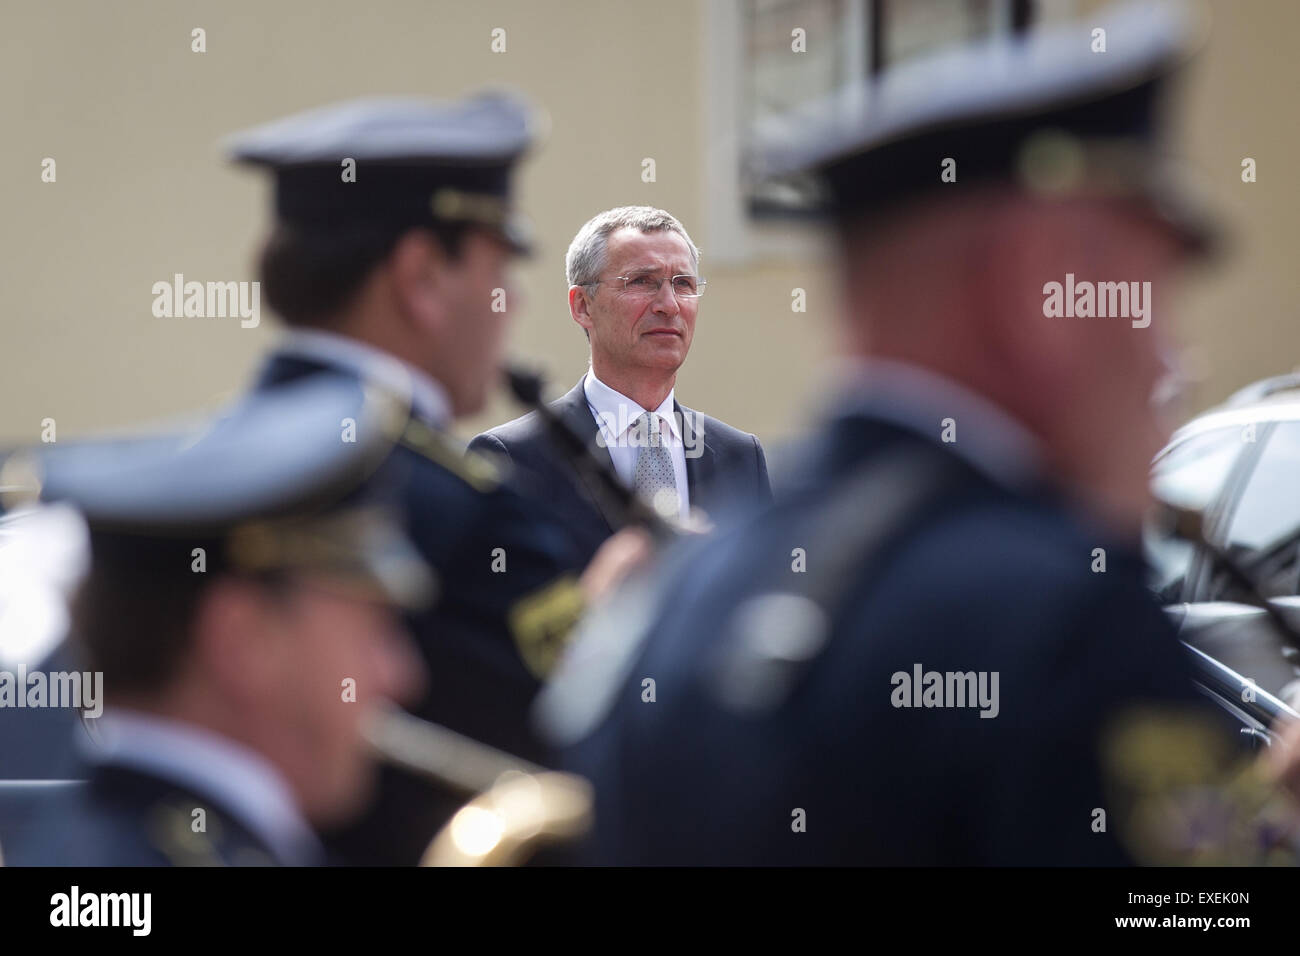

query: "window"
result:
(1217, 422), (1300, 598)
(705, 0), (1080, 262)
(1144, 426), (1248, 599)
(1151, 427), (1249, 514)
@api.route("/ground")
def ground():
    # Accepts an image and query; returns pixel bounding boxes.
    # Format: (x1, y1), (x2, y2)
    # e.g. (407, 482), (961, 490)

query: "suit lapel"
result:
(553, 379), (619, 533)
(677, 401), (714, 508)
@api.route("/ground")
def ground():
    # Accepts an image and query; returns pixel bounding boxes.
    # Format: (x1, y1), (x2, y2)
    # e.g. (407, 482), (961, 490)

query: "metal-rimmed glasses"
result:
(588, 273), (707, 298)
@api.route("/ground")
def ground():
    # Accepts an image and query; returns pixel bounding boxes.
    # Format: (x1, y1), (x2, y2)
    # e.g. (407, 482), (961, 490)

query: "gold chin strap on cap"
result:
(1016, 131), (1165, 198)
(429, 187), (510, 229)
(226, 507), (436, 612)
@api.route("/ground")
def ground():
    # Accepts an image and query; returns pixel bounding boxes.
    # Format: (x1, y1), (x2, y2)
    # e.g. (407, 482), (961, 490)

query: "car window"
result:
(1145, 425), (1247, 599)
(1215, 422), (1300, 597)
(1226, 422), (1300, 552)
(1152, 426), (1248, 511)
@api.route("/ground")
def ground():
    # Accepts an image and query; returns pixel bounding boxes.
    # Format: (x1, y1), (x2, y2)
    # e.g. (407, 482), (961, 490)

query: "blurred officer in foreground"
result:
(225, 93), (643, 863)
(1, 377), (432, 865)
(544, 2), (1255, 865)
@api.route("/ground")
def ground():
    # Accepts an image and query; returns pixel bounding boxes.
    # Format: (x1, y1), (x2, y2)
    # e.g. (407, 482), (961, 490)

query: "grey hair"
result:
(565, 206), (701, 289)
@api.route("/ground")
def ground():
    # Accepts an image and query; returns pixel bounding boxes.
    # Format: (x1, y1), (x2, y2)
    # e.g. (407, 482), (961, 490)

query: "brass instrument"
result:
(363, 707), (593, 866)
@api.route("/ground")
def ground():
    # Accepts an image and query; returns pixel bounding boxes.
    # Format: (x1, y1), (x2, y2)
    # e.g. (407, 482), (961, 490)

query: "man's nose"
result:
(652, 279), (680, 315)
(378, 626), (427, 707)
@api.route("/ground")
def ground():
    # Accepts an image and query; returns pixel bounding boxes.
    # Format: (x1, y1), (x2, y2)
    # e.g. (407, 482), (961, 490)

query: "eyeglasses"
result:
(588, 273), (707, 298)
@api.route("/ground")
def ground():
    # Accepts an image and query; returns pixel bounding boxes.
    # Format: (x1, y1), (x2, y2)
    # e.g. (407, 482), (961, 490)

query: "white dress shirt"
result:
(84, 709), (324, 866)
(583, 369), (691, 519)
(275, 327), (452, 427)
(837, 357), (1046, 493)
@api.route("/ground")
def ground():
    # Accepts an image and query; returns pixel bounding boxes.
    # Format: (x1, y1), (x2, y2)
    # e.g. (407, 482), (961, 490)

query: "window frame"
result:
(703, 0), (1045, 266)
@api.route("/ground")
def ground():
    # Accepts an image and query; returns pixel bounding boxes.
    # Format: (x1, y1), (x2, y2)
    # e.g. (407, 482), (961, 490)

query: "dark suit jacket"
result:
(561, 408), (1229, 865)
(469, 379), (773, 564)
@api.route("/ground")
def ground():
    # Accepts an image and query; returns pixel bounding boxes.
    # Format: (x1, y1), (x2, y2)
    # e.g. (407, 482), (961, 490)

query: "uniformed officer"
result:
(224, 92), (639, 863)
(543, 2), (1257, 865)
(0, 376), (433, 865)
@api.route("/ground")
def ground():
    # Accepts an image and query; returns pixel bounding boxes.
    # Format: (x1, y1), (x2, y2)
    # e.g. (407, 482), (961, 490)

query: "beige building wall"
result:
(0, 0), (1293, 456)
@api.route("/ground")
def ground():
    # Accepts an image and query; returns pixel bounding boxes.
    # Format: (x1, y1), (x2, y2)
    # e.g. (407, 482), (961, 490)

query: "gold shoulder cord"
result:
(358, 375), (500, 494)
(509, 574), (587, 680)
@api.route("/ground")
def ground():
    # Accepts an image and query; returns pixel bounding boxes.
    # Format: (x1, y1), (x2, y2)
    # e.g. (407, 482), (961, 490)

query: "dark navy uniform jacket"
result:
(558, 407), (1219, 865)
(470, 379), (772, 565)
(6, 764), (288, 866)
(254, 351), (587, 863)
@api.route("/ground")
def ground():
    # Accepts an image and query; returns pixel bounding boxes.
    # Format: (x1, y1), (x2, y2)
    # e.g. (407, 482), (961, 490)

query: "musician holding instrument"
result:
(471, 206), (772, 565)
(222, 93), (645, 865)
(0, 378), (434, 866)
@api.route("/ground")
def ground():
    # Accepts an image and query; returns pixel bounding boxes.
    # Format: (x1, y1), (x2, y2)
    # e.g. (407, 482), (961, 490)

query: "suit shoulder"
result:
(473, 409), (548, 450)
(682, 407), (761, 449)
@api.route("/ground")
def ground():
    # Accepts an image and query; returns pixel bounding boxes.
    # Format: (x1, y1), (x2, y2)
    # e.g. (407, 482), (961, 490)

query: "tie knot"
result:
(637, 412), (662, 447)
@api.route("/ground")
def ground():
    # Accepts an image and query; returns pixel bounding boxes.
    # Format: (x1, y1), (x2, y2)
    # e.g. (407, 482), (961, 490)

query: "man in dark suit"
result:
(470, 206), (771, 564)
(1, 377), (432, 866)
(543, 3), (1256, 865)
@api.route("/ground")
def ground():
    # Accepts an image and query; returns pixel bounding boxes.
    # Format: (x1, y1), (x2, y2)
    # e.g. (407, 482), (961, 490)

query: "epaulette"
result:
(146, 797), (229, 867)
(146, 797), (276, 866)
(398, 416), (502, 494)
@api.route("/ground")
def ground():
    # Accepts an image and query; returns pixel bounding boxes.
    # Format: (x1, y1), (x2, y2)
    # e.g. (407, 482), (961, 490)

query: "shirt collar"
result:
(84, 709), (324, 866)
(583, 369), (681, 442)
(834, 357), (1045, 491)
(275, 328), (452, 427)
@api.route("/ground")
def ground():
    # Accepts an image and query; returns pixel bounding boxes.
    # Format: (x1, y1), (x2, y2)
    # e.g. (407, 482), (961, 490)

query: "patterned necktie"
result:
(633, 412), (679, 518)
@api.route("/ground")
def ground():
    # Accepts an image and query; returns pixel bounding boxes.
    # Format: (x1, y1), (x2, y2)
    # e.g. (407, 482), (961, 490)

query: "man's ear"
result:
(569, 285), (595, 335)
(189, 579), (281, 702)
(389, 230), (452, 334)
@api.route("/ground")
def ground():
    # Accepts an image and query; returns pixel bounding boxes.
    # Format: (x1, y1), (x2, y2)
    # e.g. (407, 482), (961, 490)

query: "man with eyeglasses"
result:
(471, 206), (772, 564)
(1, 377), (432, 867)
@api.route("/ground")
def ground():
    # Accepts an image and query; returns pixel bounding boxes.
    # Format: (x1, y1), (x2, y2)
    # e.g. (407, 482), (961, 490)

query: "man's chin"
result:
(308, 760), (378, 830)
(634, 338), (688, 367)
